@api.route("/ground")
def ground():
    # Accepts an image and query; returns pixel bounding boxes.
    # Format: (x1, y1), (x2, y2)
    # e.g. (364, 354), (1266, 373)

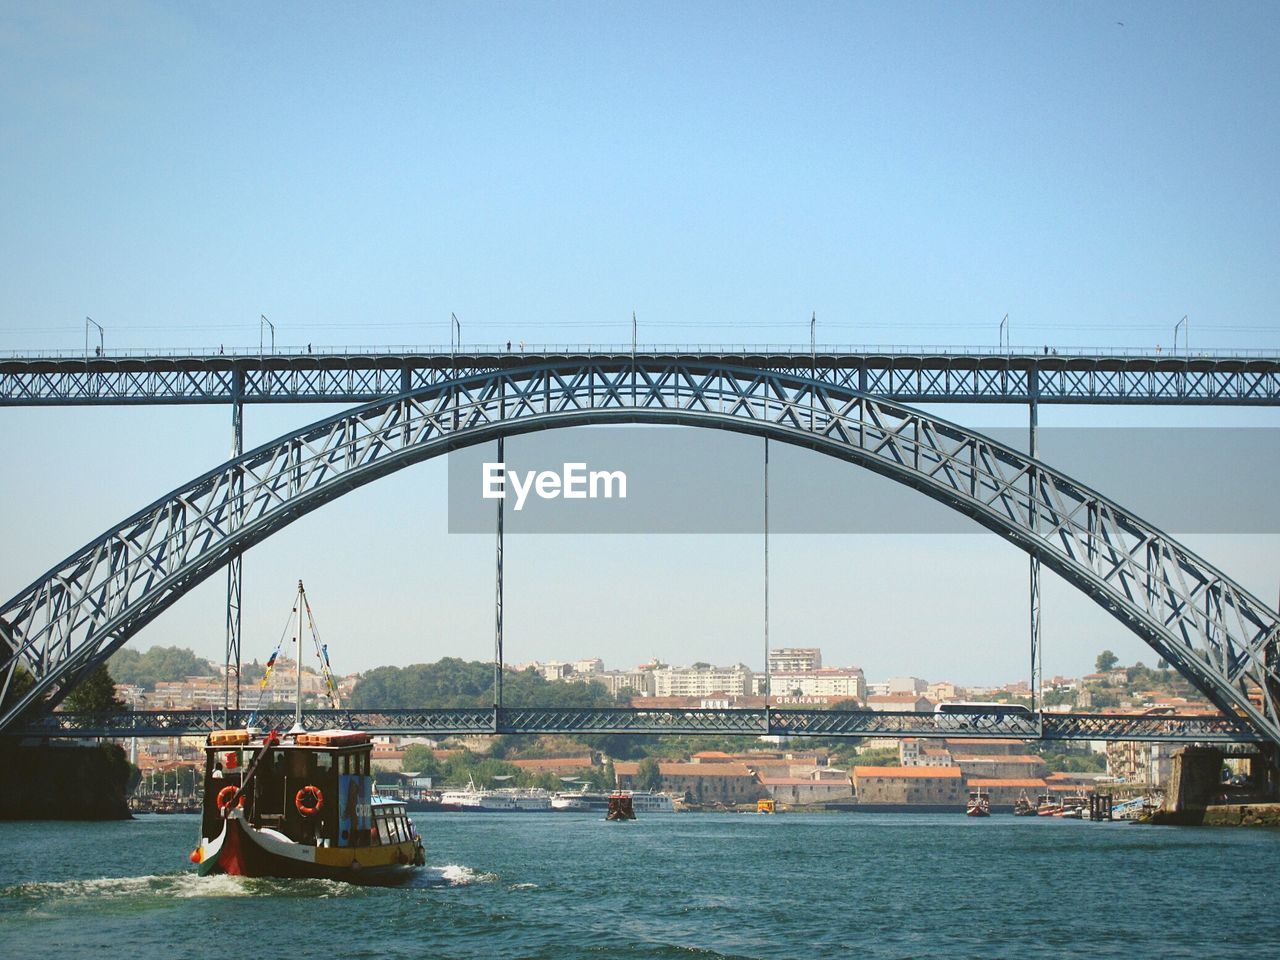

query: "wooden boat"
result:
(192, 727), (424, 881)
(606, 792), (636, 820)
(1034, 793), (1062, 816)
(965, 788), (991, 817)
(1012, 791), (1037, 816)
(192, 581), (423, 882)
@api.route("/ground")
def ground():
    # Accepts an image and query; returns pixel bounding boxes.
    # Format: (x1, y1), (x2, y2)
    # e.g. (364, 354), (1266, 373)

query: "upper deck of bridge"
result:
(3, 344), (1278, 405)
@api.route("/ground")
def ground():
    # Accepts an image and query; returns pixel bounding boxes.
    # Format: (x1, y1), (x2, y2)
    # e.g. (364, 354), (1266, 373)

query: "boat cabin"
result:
(203, 729), (393, 849)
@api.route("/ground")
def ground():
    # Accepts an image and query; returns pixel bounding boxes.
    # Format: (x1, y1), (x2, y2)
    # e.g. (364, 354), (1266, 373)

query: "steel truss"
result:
(3, 351), (1279, 406)
(2, 360), (1279, 742)
(10, 707), (1261, 743)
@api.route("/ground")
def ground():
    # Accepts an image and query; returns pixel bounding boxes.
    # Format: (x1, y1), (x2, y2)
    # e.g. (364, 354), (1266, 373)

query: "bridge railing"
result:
(4, 344), (1276, 360)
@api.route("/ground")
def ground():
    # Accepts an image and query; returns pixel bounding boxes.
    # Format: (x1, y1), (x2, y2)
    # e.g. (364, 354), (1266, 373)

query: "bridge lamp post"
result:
(810, 312), (817, 431)
(85, 316), (103, 358)
(1174, 315), (1188, 356)
(999, 313), (1009, 353)
(259, 315), (275, 356)
(451, 312), (460, 379)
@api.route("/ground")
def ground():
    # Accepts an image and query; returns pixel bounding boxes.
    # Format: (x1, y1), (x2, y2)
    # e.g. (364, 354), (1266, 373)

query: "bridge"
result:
(8, 706), (1263, 743)
(4, 346), (1280, 406)
(2, 346), (1278, 748)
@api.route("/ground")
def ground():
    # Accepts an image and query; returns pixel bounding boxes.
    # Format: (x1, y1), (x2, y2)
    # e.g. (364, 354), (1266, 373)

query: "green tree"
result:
(63, 663), (127, 713)
(636, 756), (663, 791)
(857, 746), (899, 766)
(348, 658), (621, 710)
(1095, 650), (1119, 673)
(401, 744), (442, 779)
(0, 663), (44, 719)
(109, 645), (217, 688)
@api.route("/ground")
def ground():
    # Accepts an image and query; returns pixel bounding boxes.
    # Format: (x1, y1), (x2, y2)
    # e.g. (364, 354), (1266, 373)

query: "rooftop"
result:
(853, 765), (962, 779)
(615, 762), (757, 778)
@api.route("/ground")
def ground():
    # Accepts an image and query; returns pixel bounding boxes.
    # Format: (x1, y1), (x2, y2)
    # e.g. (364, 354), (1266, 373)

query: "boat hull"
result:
(197, 814), (420, 883)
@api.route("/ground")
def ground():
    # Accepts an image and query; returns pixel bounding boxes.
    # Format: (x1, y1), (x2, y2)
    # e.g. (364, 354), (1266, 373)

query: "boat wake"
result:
(3, 863), (499, 911)
(4, 871), (253, 906)
(430, 864), (498, 887)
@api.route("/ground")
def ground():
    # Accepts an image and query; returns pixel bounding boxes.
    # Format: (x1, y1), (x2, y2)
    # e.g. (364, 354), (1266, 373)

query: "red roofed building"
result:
(614, 761), (762, 804)
(966, 777), (1049, 806)
(852, 765), (965, 805)
(758, 773), (854, 806)
(952, 754), (1049, 779)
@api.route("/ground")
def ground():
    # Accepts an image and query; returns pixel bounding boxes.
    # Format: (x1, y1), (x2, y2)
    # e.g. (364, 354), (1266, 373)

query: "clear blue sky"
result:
(1, 2), (1277, 686)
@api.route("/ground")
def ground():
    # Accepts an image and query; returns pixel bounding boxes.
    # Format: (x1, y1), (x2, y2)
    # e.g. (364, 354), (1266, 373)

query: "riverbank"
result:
(0, 742), (132, 820)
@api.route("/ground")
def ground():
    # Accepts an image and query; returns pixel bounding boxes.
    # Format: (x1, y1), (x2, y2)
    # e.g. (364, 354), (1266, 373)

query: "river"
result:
(1, 812), (1277, 959)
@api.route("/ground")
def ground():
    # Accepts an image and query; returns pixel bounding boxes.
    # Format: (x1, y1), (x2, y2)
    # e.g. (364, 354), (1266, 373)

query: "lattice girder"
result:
(6, 707), (1262, 743)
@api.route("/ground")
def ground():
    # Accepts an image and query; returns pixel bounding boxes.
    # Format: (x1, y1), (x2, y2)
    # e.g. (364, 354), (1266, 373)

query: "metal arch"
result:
(2, 360), (1278, 741)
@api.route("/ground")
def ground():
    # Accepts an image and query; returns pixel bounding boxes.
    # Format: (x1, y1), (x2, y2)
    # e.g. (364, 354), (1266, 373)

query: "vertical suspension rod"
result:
(763, 437), (770, 733)
(1029, 383), (1042, 719)
(494, 435), (505, 732)
(224, 383), (244, 721)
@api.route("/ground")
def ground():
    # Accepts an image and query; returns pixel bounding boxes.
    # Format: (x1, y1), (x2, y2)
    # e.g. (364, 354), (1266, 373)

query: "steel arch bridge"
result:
(2, 359), (1278, 742)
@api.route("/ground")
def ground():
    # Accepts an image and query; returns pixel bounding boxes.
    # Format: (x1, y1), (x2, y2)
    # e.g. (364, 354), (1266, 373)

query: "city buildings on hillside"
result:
(866, 692), (933, 712)
(767, 647), (822, 673)
(651, 663), (755, 698)
(768, 668), (866, 701)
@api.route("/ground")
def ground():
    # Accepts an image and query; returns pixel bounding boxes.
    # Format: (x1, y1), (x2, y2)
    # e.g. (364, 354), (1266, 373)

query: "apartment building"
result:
(767, 648), (823, 674)
(651, 664), (755, 698)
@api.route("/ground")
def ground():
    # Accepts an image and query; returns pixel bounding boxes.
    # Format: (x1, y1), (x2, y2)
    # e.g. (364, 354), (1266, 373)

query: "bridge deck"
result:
(3, 349), (1278, 405)
(13, 707), (1262, 742)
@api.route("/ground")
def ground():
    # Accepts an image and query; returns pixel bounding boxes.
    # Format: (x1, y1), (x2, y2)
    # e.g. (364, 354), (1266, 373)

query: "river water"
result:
(1, 812), (1277, 959)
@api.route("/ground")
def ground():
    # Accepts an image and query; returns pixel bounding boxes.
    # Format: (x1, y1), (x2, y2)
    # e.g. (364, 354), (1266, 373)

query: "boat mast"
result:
(290, 579), (306, 734)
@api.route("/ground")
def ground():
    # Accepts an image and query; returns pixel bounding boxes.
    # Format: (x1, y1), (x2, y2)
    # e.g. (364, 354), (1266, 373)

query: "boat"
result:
(1013, 791), (1037, 816)
(757, 798), (778, 814)
(1057, 794), (1088, 818)
(965, 788), (991, 817)
(494, 786), (554, 811)
(193, 727), (424, 881)
(554, 786), (676, 813)
(192, 581), (424, 882)
(606, 792), (636, 821)
(550, 792), (591, 811)
(439, 779), (520, 812)
(1035, 793), (1063, 816)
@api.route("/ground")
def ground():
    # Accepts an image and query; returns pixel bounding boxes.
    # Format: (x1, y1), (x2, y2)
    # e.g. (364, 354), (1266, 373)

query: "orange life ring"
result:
(295, 784), (324, 816)
(216, 785), (243, 811)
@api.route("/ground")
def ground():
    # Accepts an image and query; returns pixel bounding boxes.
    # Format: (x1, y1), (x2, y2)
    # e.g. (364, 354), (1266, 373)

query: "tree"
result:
(636, 757), (663, 792)
(0, 663), (44, 719)
(1095, 650), (1119, 673)
(63, 663), (127, 713)
(109, 645), (217, 688)
(401, 744), (442, 779)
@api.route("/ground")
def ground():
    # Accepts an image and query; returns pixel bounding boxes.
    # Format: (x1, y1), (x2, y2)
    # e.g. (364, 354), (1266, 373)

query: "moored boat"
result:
(1013, 791), (1037, 816)
(965, 788), (991, 817)
(550, 792), (591, 811)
